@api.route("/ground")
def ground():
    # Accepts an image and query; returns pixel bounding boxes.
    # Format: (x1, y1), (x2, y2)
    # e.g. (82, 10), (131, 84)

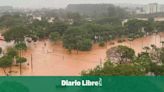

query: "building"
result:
(33, 16), (42, 21)
(145, 3), (159, 14)
(146, 3), (158, 14)
(133, 6), (146, 14)
(159, 5), (164, 12)
(117, 3), (164, 14)
(154, 17), (164, 21)
(48, 17), (55, 23)
(144, 3), (164, 14)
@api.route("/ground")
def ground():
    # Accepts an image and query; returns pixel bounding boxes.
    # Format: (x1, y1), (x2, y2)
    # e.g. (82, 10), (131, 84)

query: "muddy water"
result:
(0, 33), (164, 76)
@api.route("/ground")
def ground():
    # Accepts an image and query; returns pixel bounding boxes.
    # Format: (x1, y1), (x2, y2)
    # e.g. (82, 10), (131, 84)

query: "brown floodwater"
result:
(0, 33), (164, 76)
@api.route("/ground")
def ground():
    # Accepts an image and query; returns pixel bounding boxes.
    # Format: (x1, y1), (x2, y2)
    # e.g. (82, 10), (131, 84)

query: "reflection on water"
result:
(0, 33), (164, 76)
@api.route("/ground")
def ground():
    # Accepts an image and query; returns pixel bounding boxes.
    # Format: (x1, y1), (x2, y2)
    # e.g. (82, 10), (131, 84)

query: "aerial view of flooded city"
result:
(0, 0), (164, 76)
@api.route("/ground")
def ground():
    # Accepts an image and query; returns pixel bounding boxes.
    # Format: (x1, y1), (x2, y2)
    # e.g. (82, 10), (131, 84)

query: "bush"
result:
(49, 32), (60, 42)
(79, 39), (92, 51)
(6, 47), (18, 58)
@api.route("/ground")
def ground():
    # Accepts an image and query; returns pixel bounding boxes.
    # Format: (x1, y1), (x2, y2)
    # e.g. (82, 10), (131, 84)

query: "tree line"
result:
(1, 13), (164, 53)
(0, 43), (27, 76)
(82, 45), (164, 76)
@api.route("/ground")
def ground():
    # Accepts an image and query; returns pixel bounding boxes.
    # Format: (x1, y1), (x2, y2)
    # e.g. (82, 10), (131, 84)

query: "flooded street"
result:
(0, 33), (164, 76)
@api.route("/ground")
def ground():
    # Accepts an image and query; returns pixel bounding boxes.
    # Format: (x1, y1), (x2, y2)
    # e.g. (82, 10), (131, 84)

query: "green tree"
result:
(0, 14), (28, 28)
(156, 21), (164, 32)
(15, 42), (27, 56)
(28, 19), (50, 39)
(6, 47), (18, 58)
(82, 61), (145, 76)
(2, 26), (30, 43)
(0, 56), (13, 75)
(135, 52), (152, 73)
(78, 39), (92, 51)
(125, 19), (155, 39)
(16, 56), (27, 75)
(48, 22), (68, 35)
(149, 63), (164, 75)
(125, 19), (144, 35)
(63, 27), (92, 53)
(160, 48), (164, 63)
(49, 32), (60, 42)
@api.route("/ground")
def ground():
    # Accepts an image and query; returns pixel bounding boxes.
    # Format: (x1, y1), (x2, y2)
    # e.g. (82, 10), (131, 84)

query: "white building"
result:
(135, 8), (145, 14)
(48, 17), (55, 23)
(33, 16), (42, 21)
(159, 5), (164, 12)
(145, 3), (159, 14)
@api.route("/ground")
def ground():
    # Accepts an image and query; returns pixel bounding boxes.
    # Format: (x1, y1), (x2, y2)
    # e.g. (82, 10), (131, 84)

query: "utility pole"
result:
(31, 54), (33, 73)
(100, 58), (103, 68)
